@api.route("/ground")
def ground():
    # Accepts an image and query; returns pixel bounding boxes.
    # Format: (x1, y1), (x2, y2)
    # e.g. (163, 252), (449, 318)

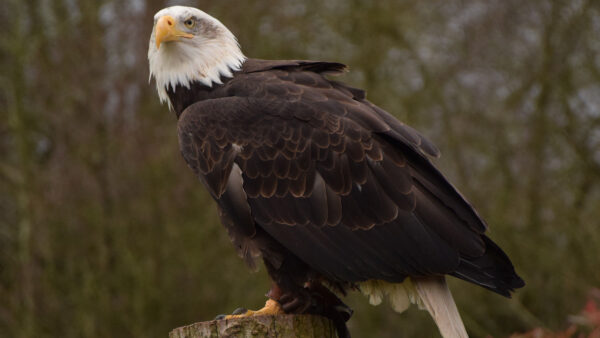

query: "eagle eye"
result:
(184, 18), (195, 28)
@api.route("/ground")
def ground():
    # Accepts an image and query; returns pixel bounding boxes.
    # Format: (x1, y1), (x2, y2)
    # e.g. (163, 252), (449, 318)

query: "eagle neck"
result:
(167, 75), (235, 118)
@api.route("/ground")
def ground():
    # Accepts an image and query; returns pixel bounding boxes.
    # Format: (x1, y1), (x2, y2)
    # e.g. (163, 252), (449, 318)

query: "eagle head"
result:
(148, 6), (246, 108)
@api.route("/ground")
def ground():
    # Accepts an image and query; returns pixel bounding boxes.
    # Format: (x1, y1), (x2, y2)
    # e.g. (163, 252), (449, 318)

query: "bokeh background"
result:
(2, 0), (600, 337)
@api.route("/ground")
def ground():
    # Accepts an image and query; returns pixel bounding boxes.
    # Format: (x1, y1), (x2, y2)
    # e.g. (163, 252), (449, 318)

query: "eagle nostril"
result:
(167, 19), (173, 26)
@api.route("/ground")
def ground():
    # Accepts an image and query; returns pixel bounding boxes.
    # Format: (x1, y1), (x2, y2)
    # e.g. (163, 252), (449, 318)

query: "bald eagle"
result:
(148, 6), (524, 338)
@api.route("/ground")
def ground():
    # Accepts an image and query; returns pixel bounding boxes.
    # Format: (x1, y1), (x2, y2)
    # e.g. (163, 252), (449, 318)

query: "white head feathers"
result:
(148, 6), (246, 108)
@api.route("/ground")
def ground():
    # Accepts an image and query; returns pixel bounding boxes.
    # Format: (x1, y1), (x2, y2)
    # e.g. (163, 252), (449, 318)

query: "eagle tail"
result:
(413, 277), (468, 338)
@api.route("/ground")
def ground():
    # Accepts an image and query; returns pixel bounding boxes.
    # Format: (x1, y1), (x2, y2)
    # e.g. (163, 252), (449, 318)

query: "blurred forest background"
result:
(2, 0), (600, 337)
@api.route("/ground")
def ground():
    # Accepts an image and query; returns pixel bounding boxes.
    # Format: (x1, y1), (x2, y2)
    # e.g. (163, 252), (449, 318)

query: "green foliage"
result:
(1, 0), (599, 337)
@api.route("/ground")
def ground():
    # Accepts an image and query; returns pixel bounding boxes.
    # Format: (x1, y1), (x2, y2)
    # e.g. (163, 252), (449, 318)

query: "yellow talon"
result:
(225, 299), (284, 319)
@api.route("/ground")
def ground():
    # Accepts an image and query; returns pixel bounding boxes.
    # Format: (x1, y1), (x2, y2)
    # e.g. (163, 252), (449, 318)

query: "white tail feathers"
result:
(413, 277), (468, 338)
(360, 277), (468, 337)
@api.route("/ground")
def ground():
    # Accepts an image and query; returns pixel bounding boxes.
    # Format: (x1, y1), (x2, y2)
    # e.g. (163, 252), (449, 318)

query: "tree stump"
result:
(169, 314), (337, 338)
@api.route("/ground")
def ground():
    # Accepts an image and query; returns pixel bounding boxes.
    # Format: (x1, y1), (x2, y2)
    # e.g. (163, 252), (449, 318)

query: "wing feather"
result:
(176, 64), (521, 295)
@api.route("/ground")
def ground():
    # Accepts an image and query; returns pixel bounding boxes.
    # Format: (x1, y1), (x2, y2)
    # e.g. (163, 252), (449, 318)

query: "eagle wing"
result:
(177, 63), (523, 295)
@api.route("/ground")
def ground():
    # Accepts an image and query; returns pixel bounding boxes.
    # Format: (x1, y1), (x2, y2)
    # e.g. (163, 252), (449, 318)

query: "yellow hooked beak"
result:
(155, 15), (194, 49)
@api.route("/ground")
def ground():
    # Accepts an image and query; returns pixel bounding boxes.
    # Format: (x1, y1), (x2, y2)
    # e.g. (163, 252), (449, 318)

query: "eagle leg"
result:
(277, 289), (314, 313)
(267, 280), (353, 338)
(305, 281), (353, 322)
(259, 241), (353, 337)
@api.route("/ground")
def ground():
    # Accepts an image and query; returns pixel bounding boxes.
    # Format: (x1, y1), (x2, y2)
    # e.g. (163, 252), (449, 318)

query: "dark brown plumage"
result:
(170, 59), (524, 335)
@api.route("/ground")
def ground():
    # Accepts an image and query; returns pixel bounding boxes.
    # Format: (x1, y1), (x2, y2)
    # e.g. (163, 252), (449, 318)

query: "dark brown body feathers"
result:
(171, 59), (524, 334)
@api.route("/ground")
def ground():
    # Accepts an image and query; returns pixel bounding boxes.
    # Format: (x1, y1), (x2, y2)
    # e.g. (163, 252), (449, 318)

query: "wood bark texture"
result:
(169, 314), (337, 338)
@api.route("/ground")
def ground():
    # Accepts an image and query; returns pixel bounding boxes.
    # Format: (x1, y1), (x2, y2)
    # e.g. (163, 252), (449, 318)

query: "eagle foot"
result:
(221, 299), (284, 319)
(279, 290), (315, 314)
(277, 286), (353, 338)
(278, 286), (353, 322)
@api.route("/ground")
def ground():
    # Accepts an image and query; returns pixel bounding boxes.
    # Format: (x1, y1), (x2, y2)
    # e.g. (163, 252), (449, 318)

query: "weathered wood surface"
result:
(169, 314), (337, 338)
